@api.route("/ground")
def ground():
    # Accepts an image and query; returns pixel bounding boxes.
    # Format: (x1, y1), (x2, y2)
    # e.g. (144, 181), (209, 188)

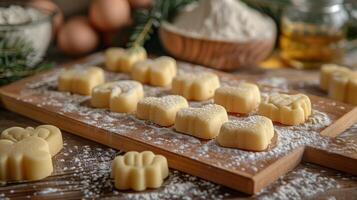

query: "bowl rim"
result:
(0, 1), (57, 28)
(160, 19), (277, 45)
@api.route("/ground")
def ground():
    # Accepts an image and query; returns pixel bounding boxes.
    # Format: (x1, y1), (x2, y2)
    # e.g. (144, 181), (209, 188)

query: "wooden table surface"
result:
(0, 65), (356, 199)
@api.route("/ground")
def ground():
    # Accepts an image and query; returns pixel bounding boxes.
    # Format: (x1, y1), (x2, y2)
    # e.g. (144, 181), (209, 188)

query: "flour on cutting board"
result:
(16, 60), (356, 177)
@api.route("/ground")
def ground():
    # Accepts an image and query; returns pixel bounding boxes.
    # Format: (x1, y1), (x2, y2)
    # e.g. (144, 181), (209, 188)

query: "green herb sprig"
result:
(0, 38), (53, 85)
(128, 0), (198, 48)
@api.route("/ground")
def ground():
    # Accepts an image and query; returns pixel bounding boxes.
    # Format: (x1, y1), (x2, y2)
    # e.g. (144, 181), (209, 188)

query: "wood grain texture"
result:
(0, 53), (356, 195)
(1, 109), (355, 199)
(159, 23), (276, 71)
(304, 147), (357, 175)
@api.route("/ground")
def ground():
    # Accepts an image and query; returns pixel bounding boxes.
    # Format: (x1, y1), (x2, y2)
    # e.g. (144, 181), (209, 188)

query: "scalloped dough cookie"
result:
(214, 83), (261, 114)
(0, 125), (63, 181)
(91, 80), (144, 113)
(319, 64), (357, 105)
(58, 66), (105, 95)
(105, 46), (147, 72)
(111, 151), (169, 191)
(329, 71), (357, 105)
(175, 104), (228, 139)
(258, 93), (311, 125)
(171, 72), (220, 101)
(320, 64), (351, 91)
(131, 56), (177, 87)
(136, 95), (188, 126)
(217, 116), (274, 151)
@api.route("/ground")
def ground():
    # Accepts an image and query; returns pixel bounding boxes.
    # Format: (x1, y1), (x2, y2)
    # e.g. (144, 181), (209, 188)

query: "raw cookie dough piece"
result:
(320, 64), (351, 91)
(329, 72), (357, 105)
(175, 104), (228, 139)
(105, 46), (147, 72)
(136, 95), (189, 126)
(131, 56), (177, 87)
(217, 116), (274, 151)
(0, 125), (63, 181)
(214, 83), (261, 114)
(171, 72), (220, 101)
(91, 80), (144, 113)
(258, 93), (311, 125)
(111, 151), (169, 191)
(58, 66), (105, 95)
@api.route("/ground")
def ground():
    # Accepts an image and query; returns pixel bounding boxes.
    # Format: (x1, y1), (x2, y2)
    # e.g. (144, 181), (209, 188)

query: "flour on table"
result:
(1, 56), (357, 199)
(256, 164), (341, 200)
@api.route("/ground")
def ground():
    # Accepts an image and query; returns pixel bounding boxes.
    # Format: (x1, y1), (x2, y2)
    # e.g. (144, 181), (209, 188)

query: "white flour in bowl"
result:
(0, 5), (44, 25)
(166, 0), (275, 42)
(0, 5), (52, 67)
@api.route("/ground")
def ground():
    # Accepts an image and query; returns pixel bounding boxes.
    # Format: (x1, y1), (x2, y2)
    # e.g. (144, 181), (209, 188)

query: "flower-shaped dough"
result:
(131, 56), (177, 87)
(214, 83), (261, 114)
(171, 72), (220, 101)
(136, 95), (188, 126)
(217, 116), (274, 151)
(91, 80), (144, 113)
(58, 66), (105, 95)
(258, 93), (311, 125)
(175, 104), (228, 139)
(0, 125), (63, 181)
(320, 64), (351, 91)
(105, 47), (147, 73)
(111, 151), (169, 191)
(319, 64), (357, 105)
(329, 71), (357, 105)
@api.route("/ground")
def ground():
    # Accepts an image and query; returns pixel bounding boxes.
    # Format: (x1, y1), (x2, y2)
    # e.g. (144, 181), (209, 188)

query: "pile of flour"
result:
(166, 0), (275, 42)
(0, 5), (44, 25)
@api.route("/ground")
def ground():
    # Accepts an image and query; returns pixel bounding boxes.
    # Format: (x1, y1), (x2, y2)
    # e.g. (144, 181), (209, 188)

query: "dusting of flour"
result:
(2, 55), (356, 199)
(17, 59), (351, 176)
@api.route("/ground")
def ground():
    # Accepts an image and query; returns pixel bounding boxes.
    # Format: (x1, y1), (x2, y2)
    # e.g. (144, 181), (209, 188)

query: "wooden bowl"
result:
(159, 22), (276, 71)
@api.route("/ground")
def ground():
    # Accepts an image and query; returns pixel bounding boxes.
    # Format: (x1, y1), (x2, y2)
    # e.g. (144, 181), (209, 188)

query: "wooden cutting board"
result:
(0, 53), (356, 194)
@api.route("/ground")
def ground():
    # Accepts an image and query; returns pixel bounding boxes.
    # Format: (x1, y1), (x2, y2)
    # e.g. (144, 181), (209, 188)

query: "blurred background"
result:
(0, 0), (356, 85)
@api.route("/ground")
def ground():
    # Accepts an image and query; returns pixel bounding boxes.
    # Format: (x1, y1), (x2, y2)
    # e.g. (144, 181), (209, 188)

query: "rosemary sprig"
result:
(0, 37), (54, 85)
(128, 0), (198, 48)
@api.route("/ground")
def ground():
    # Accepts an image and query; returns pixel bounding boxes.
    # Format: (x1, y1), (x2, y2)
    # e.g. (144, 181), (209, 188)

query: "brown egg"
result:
(57, 16), (99, 55)
(128, 0), (152, 9)
(89, 0), (131, 32)
(30, 0), (64, 36)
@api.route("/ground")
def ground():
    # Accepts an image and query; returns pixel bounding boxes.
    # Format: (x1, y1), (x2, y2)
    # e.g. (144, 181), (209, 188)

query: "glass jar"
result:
(279, 0), (349, 69)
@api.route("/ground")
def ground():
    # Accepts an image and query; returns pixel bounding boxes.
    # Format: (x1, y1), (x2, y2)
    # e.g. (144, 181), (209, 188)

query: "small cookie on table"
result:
(0, 125), (63, 181)
(111, 151), (169, 191)
(214, 83), (261, 114)
(258, 93), (311, 125)
(91, 80), (144, 113)
(58, 66), (105, 95)
(105, 46), (147, 73)
(136, 95), (188, 126)
(175, 104), (228, 139)
(171, 72), (220, 101)
(217, 116), (274, 151)
(131, 56), (177, 87)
